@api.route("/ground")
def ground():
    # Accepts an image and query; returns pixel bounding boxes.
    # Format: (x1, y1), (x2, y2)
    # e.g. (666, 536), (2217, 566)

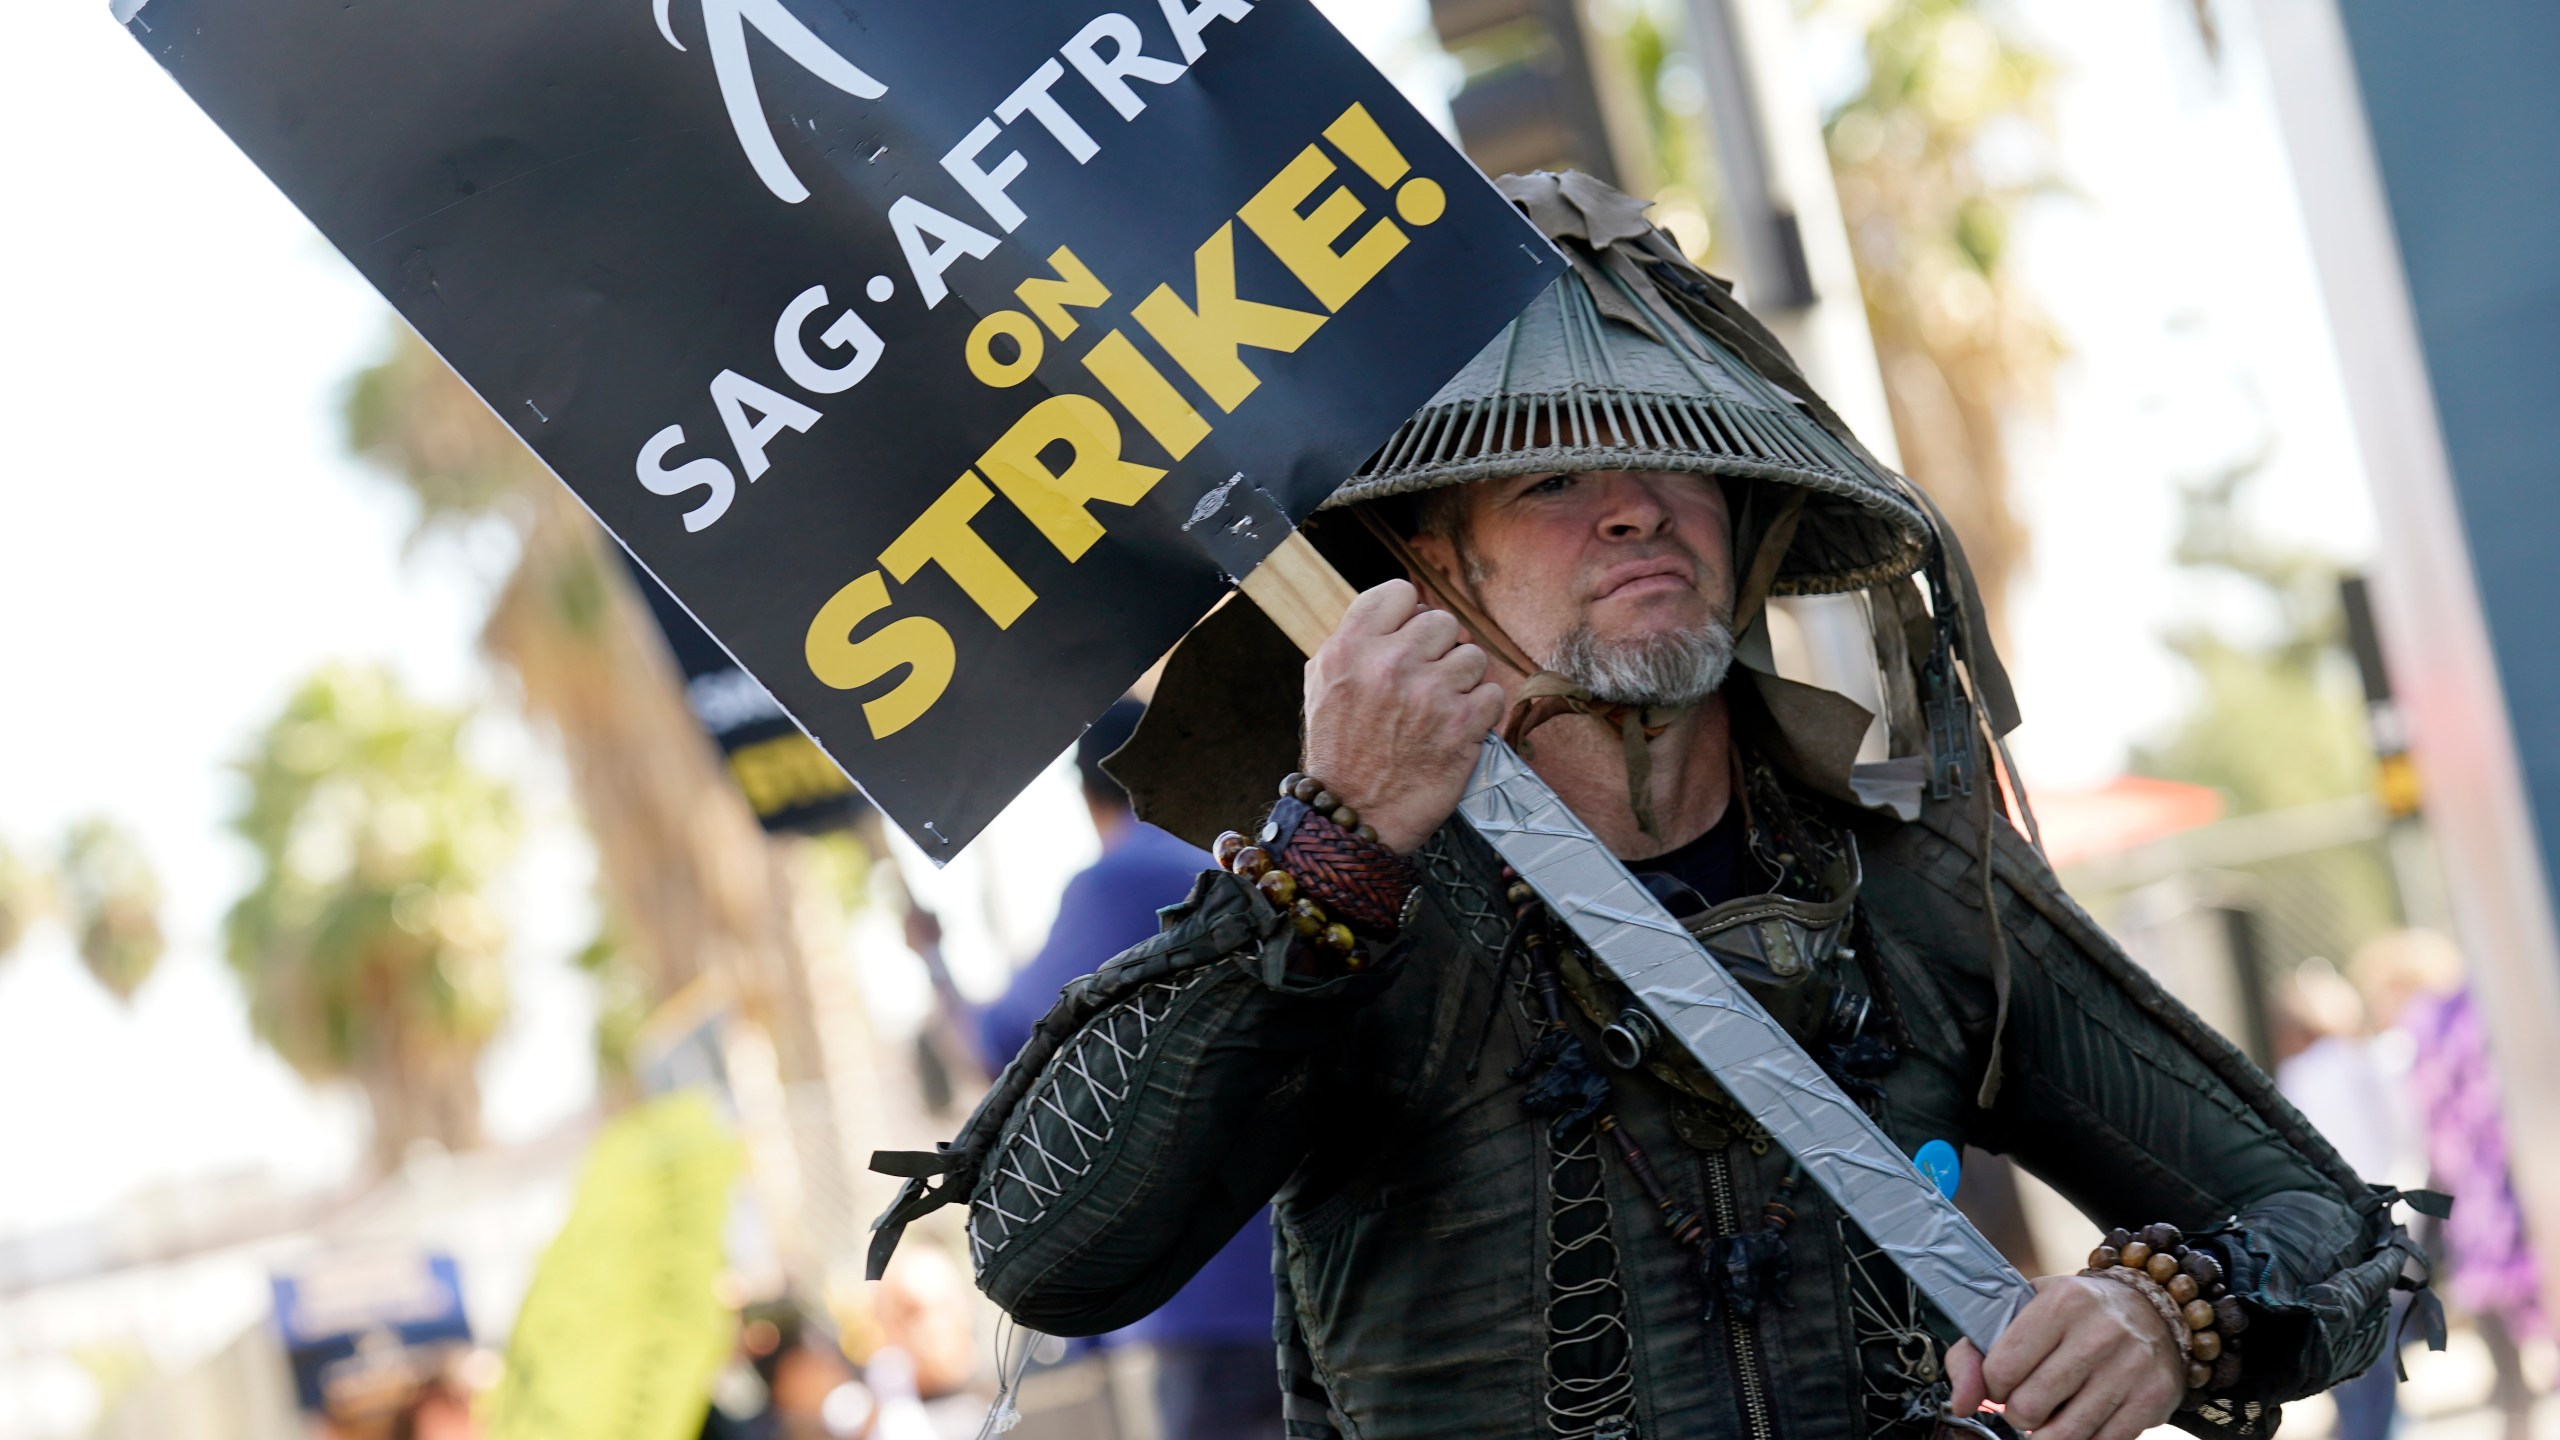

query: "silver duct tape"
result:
(1457, 739), (2035, 1350)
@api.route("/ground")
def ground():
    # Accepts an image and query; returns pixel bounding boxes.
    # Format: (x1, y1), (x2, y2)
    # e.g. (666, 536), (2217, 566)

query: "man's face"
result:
(1411, 469), (1738, 702)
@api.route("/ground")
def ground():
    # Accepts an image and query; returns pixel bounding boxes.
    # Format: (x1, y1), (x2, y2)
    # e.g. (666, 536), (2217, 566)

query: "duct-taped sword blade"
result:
(1457, 737), (2036, 1352)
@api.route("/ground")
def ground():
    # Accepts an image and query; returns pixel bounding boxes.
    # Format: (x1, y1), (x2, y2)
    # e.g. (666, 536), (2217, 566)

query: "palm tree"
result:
(224, 663), (516, 1170)
(2131, 452), (2401, 981)
(1823, 0), (2059, 641)
(0, 838), (36, 965)
(2138, 448), (2371, 811)
(0, 821), (167, 1002)
(344, 335), (814, 1036)
(343, 330), (880, 1280)
(56, 818), (167, 1001)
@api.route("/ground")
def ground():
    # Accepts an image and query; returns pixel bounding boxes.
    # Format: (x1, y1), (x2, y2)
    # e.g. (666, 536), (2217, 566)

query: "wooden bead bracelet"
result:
(2083, 1223), (2248, 1393)
(1210, 771), (1432, 969)
(1213, 828), (1363, 966)
(1279, 772), (1383, 846)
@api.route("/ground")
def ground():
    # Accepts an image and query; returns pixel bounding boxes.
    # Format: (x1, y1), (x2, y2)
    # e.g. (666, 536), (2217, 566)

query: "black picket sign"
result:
(625, 556), (867, 836)
(123, 0), (1562, 855)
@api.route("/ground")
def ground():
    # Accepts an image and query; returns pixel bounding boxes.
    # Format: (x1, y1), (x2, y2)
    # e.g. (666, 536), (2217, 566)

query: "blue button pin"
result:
(1915, 1139), (1962, 1199)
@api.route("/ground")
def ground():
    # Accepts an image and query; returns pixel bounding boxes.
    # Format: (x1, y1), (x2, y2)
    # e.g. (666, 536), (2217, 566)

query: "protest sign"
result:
(122, 0), (1564, 854)
(270, 1251), (472, 1416)
(626, 556), (865, 834)
(480, 1094), (744, 1440)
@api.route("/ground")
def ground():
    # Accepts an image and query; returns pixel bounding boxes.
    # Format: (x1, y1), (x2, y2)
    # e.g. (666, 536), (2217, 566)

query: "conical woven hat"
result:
(1324, 171), (1932, 596)
(1105, 174), (2018, 848)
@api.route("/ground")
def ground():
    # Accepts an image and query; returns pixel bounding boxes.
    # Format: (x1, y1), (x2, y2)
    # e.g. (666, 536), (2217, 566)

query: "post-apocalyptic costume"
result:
(869, 173), (2430, 1440)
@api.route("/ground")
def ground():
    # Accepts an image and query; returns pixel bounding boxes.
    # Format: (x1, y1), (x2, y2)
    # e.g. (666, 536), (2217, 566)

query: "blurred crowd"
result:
(2275, 931), (2547, 1440)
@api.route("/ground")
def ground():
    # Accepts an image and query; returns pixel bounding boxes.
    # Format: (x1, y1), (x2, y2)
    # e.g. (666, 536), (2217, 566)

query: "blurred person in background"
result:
(2272, 960), (2424, 1192)
(767, 1328), (859, 1440)
(836, 1245), (981, 1438)
(976, 698), (1283, 1440)
(2359, 929), (2546, 1440)
(703, 1301), (865, 1440)
(387, 1376), (478, 1440)
(865, 1245), (981, 1406)
(2272, 959), (2426, 1440)
(318, 1338), (472, 1440)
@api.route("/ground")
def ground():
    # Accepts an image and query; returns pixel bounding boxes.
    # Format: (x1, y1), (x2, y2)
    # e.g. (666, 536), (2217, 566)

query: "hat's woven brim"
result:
(1320, 388), (1930, 596)
(1316, 264), (1932, 595)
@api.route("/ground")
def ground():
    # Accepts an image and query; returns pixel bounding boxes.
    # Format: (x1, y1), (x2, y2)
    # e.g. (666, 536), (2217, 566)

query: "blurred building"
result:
(1425, 0), (1890, 437)
(2254, 0), (2560, 1311)
(0, 1134), (585, 1440)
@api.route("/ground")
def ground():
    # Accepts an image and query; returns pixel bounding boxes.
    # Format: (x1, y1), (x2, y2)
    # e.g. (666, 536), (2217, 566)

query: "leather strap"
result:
(1268, 797), (1419, 935)
(1354, 507), (1682, 837)
(1354, 507), (1542, 677)
(1731, 489), (1806, 636)
(1501, 678), (1675, 838)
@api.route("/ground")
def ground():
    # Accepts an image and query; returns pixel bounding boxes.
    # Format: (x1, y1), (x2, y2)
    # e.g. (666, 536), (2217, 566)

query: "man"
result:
(873, 173), (2419, 1440)
(977, 699), (1284, 1440)
(976, 700), (1220, 1070)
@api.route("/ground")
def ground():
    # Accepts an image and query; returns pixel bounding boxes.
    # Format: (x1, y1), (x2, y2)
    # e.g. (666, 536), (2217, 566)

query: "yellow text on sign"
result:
(804, 102), (1445, 740)
(728, 733), (856, 818)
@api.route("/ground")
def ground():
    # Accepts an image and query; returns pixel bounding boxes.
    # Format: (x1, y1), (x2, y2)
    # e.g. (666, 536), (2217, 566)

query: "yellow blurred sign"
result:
(728, 732), (857, 819)
(2377, 751), (2424, 820)
(481, 1094), (743, 1440)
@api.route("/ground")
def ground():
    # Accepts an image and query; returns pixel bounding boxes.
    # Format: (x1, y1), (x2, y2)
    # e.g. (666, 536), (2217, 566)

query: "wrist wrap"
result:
(1261, 797), (1421, 937)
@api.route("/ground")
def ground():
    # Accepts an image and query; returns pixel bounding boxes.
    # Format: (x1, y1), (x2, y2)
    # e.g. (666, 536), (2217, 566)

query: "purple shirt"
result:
(2405, 986), (2546, 1336)
(979, 821), (1276, 1347)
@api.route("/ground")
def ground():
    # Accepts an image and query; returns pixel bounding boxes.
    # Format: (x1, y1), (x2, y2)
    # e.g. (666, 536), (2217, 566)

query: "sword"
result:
(1236, 529), (2036, 1352)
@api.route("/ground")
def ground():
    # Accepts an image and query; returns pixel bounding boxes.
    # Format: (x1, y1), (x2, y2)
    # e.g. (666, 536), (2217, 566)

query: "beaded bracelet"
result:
(1212, 829), (1363, 966)
(2086, 1265), (2196, 1373)
(1211, 772), (1426, 969)
(2083, 1223), (2248, 1393)
(1278, 772), (1383, 846)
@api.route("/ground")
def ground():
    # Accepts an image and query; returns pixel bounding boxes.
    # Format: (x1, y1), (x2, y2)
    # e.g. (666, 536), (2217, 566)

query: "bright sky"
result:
(1, 0), (478, 1232)
(0, 0), (2376, 1242)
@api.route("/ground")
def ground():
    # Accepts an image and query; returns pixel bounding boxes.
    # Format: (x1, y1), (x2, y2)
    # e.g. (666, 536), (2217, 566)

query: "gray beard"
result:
(1546, 619), (1737, 708)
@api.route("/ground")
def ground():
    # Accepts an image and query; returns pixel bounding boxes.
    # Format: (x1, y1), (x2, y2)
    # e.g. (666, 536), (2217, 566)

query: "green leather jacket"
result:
(876, 770), (2413, 1440)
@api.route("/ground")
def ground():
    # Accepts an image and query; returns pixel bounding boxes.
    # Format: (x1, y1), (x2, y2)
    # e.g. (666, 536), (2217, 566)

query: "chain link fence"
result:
(2059, 795), (2411, 1066)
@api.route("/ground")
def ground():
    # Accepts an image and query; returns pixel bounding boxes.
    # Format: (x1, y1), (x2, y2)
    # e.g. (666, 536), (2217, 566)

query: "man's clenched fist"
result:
(1947, 1274), (2188, 1440)
(1300, 580), (1507, 854)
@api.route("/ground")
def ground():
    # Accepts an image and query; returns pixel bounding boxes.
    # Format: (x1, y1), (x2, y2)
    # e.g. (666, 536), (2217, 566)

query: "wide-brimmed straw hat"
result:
(1322, 171), (1931, 595)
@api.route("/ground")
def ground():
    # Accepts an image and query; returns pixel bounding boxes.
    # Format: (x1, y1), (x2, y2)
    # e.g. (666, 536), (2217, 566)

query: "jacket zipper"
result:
(1705, 1147), (1778, 1440)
